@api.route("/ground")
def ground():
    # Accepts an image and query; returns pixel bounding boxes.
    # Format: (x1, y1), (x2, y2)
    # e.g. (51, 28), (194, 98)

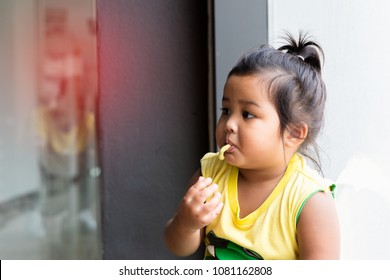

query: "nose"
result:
(224, 114), (238, 134)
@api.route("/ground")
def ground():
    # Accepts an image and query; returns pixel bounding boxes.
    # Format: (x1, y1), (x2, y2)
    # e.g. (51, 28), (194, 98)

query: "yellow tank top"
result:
(201, 153), (334, 260)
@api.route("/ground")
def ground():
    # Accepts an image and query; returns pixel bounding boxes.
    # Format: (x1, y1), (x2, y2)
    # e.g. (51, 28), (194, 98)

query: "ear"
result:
(283, 122), (308, 148)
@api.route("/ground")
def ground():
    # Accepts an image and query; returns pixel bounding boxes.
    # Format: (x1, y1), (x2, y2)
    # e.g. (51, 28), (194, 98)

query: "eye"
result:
(220, 107), (230, 116)
(242, 111), (255, 119)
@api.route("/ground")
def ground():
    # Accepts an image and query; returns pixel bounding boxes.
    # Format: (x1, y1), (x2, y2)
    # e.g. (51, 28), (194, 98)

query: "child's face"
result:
(216, 74), (286, 170)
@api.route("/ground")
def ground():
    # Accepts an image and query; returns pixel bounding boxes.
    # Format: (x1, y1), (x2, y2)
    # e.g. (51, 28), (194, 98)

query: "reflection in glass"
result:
(0, 0), (101, 259)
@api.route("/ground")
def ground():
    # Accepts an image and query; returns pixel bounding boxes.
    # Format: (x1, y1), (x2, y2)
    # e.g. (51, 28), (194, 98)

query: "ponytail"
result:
(278, 32), (324, 74)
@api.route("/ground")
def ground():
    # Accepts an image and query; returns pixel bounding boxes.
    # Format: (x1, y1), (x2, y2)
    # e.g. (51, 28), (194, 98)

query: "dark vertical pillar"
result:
(97, 0), (209, 259)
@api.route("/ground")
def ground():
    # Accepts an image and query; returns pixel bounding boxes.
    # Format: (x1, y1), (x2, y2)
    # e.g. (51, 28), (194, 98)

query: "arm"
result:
(297, 191), (340, 259)
(164, 169), (223, 257)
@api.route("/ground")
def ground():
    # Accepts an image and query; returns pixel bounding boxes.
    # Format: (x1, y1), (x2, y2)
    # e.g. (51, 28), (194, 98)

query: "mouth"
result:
(225, 145), (234, 152)
(225, 139), (236, 149)
(224, 141), (236, 153)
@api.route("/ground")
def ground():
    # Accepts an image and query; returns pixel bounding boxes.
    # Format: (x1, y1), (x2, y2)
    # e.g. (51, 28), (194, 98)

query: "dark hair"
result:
(227, 32), (326, 171)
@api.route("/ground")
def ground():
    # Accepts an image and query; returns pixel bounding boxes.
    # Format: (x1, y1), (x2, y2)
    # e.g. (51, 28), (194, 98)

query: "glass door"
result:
(0, 0), (101, 259)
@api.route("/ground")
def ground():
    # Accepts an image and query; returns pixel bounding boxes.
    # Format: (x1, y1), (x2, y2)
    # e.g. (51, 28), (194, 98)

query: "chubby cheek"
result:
(239, 132), (259, 155)
(215, 120), (226, 148)
(242, 127), (281, 156)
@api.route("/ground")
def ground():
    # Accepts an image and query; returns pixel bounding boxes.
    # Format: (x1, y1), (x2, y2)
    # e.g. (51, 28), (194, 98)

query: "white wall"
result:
(268, 0), (390, 259)
(0, 0), (39, 202)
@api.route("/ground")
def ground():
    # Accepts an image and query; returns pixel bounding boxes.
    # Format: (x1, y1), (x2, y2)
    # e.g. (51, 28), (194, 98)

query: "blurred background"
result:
(1, 0), (390, 260)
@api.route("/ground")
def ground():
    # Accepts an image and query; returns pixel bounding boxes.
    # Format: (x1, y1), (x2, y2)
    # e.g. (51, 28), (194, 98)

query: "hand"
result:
(175, 176), (223, 233)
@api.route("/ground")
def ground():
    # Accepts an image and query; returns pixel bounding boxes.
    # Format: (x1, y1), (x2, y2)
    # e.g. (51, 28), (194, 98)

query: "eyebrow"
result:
(222, 97), (262, 108)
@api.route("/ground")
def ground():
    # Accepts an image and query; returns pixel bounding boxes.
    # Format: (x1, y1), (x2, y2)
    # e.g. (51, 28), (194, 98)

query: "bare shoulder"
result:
(297, 191), (340, 259)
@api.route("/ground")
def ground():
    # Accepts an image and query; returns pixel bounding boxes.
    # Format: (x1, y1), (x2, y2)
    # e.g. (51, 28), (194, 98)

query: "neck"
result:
(238, 153), (294, 188)
(239, 166), (286, 188)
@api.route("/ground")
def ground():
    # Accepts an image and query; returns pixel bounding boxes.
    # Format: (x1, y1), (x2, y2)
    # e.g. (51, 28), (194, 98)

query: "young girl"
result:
(164, 33), (340, 260)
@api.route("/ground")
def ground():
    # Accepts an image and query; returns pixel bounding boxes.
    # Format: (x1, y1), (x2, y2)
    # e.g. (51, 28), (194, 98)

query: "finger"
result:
(193, 177), (212, 190)
(188, 177), (212, 198)
(193, 183), (218, 204)
(200, 201), (224, 226)
(197, 191), (221, 216)
(211, 201), (224, 216)
(206, 191), (222, 209)
(183, 177), (213, 203)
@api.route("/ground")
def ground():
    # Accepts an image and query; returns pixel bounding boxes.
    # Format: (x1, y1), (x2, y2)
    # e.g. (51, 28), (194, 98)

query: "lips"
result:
(226, 145), (235, 153)
(225, 141), (236, 152)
